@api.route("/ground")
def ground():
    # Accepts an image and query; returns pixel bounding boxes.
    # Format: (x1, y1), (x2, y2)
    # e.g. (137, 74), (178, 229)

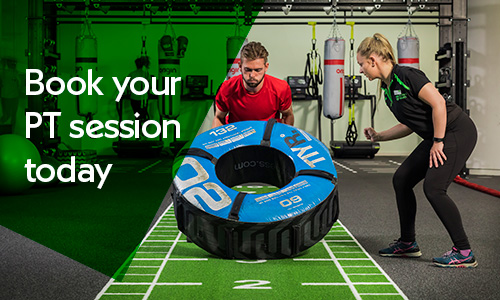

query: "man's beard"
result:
(243, 74), (265, 88)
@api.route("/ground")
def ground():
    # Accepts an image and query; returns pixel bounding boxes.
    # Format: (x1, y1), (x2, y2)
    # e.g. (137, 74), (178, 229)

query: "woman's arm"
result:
(364, 123), (413, 142)
(418, 82), (448, 168)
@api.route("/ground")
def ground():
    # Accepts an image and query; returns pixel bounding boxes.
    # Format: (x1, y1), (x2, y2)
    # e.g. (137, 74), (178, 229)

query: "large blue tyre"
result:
(173, 120), (339, 259)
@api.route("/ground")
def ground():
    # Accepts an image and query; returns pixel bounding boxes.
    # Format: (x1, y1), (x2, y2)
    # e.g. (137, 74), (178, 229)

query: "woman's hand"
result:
(364, 127), (380, 142)
(430, 142), (447, 168)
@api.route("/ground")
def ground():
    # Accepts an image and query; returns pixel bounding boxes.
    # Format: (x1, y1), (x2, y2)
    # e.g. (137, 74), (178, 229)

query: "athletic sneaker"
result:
(379, 239), (422, 258)
(433, 247), (478, 268)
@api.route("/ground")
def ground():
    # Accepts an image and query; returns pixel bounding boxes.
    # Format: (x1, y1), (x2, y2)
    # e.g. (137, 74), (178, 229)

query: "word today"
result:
(25, 156), (112, 189)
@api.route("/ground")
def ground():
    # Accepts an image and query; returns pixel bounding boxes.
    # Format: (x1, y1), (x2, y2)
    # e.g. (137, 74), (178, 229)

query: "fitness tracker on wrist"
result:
(433, 137), (444, 143)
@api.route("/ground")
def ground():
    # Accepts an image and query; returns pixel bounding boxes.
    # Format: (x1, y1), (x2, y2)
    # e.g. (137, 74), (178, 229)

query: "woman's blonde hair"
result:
(357, 33), (396, 101)
(357, 33), (396, 65)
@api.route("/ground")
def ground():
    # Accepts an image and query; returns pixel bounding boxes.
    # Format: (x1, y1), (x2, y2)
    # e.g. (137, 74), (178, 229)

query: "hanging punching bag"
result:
(75, 20), (98, 119)
(397, 21), (420, 69)
(323, 38), (345, 120)
(226, 37), (247, 80)
(158, 35), (181, 119)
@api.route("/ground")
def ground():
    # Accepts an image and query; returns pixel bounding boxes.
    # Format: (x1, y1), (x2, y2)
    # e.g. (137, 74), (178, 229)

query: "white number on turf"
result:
(233, 280), (272, 289)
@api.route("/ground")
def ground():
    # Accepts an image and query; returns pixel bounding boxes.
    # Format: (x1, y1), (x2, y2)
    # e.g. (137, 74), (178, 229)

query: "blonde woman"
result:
(358, 33), (477, 268)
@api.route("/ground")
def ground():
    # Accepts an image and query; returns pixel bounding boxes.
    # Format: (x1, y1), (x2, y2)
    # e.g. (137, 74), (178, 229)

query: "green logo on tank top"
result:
(394, 90), (407, 101)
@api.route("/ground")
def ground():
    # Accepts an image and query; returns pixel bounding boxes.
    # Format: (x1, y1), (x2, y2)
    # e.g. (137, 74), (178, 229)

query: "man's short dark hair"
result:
(241, 41), (269, 63)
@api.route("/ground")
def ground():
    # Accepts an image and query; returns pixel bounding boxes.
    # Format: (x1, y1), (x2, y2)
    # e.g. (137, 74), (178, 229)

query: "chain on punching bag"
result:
(137, 24), (150, 121)
(226, 7), (248, 80)
(323, 13), (345, 120)
(397, 12), (420, 69)
(75, 8), (98, 122)
(158, 9), (187, 119)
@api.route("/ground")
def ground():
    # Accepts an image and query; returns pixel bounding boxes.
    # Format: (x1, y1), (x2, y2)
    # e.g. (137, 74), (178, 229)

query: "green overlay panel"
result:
(0, 0), (264, 277)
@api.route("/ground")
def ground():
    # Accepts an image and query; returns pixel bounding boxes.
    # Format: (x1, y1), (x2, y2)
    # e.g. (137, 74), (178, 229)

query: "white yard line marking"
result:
(142, 240), (176, 243)
(349, 282), (394, 285)
(360, 293), (401, 295)
(325, 240), (358, 243)
(111, 283), (154, 285)
(109, 282), (202, 286)
(293, 258), (333, 261)
(301, 282), (398, 286)
(321, 240), (362, 300)
(142, 232), (183, 299)
(302, 283), (348, 286)
(94, 204), (174, 300)
(138, 160), (162, 173)
(103, 293), (146, 296)
(337, 220), (409, 300)
(155, 283), (202, 286)
(388, 160), (402, 166)
(169, 258), (208, 261)
(346, 273), (383, 276)
(332, 160), (358, 174)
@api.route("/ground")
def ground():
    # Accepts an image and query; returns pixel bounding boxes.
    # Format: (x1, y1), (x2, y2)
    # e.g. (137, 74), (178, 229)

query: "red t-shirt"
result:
(215, 74), (292, 124)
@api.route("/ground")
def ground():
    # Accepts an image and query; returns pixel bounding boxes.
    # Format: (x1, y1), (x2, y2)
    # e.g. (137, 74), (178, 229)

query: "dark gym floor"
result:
(0, 156), (498, 300)
(333, 156), (500, 300)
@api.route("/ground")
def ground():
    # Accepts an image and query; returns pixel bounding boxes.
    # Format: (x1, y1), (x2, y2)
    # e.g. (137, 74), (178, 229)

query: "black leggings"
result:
(130, 100), (148, 122)
(393, 112), (477, 250)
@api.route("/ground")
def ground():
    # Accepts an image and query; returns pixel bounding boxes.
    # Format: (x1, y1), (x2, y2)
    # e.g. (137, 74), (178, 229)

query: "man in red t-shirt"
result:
(212, 41), (294, 128)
